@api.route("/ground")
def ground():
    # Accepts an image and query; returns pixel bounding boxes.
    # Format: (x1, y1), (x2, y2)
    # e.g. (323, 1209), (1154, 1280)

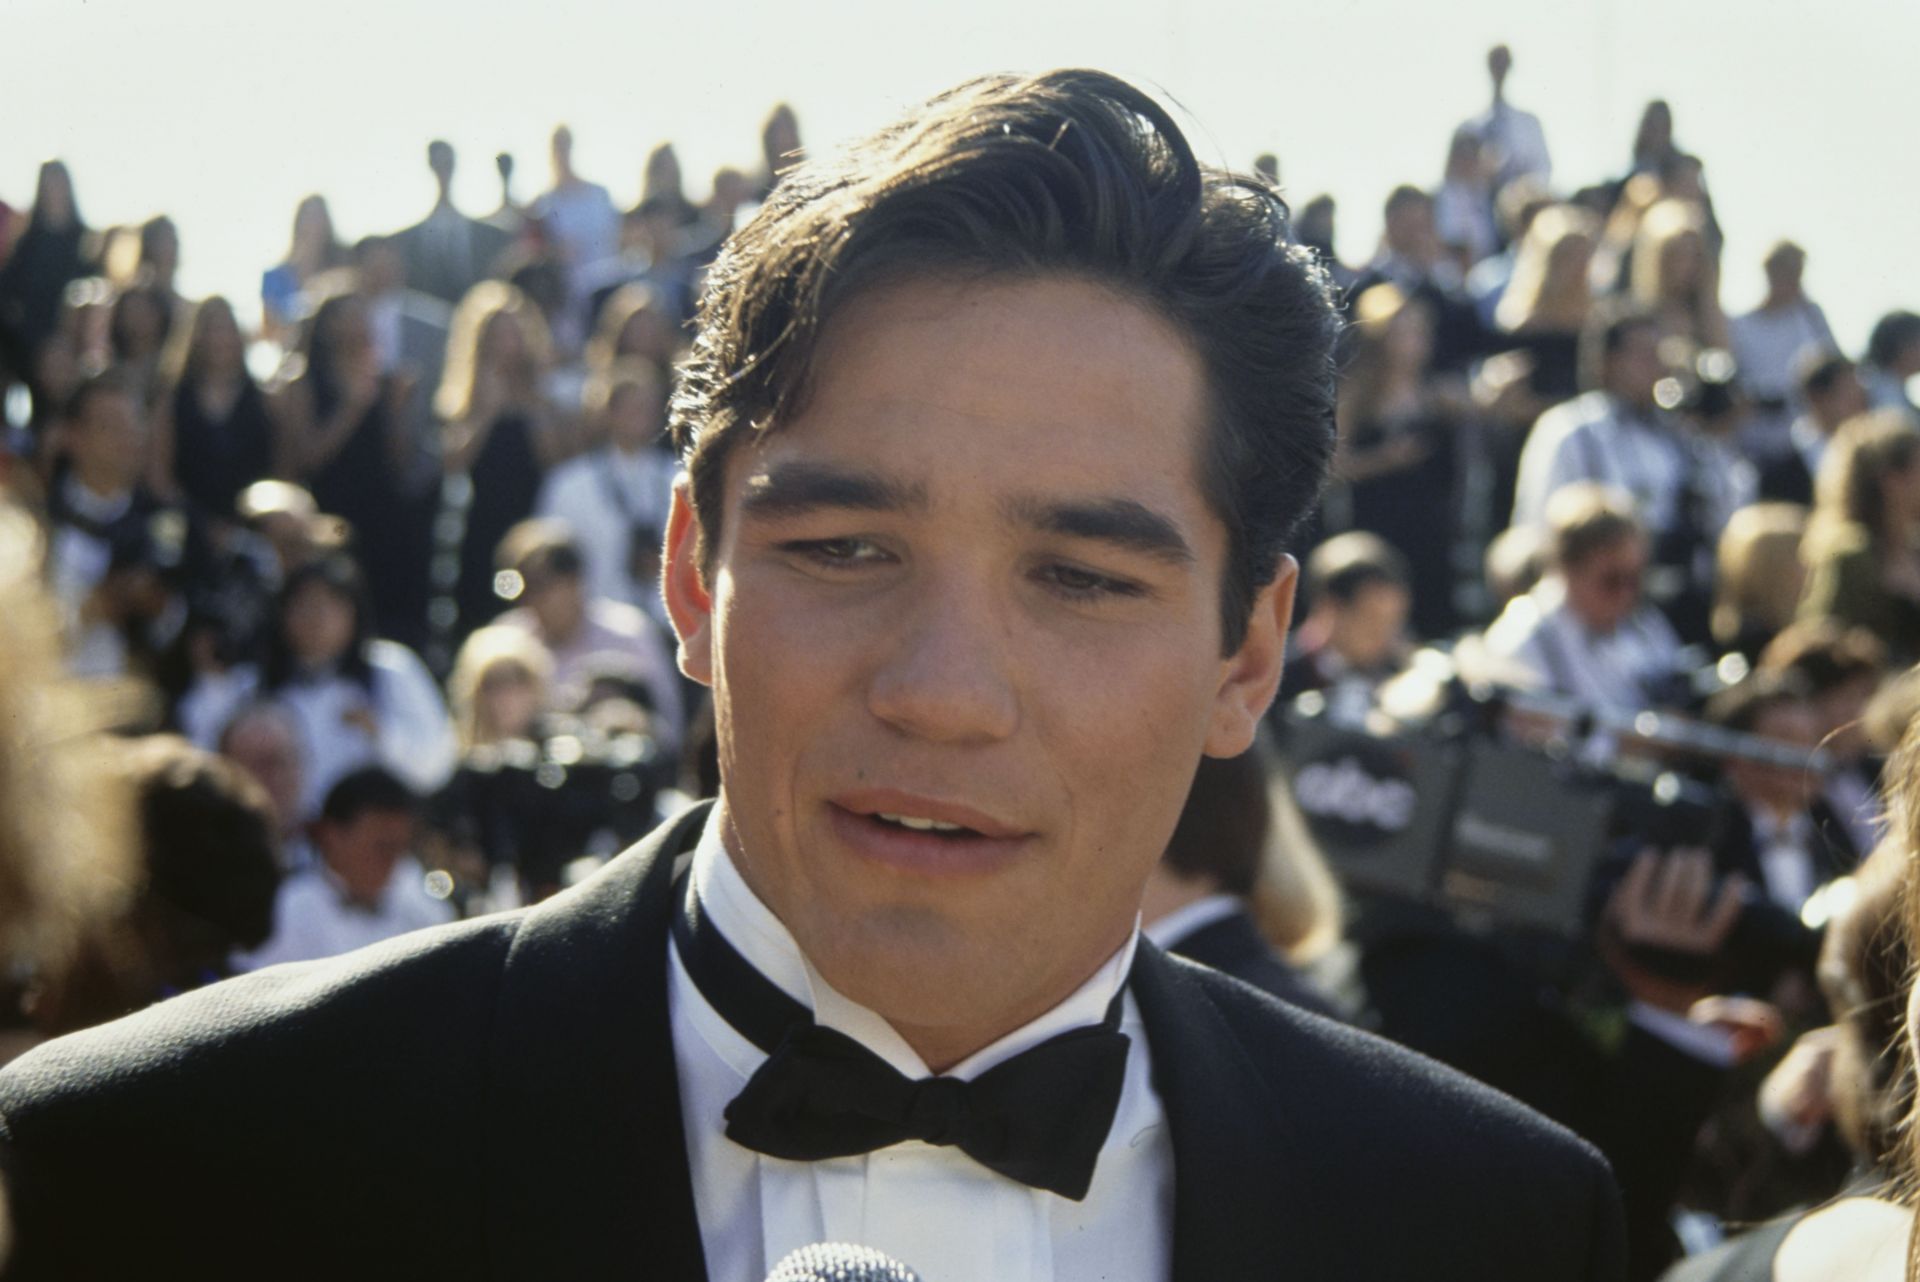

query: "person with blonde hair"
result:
(432, 280), (569, 642)
(445, 623), (553, 752)
(1798, 410), (1920, 664)
(1712, 502), (1809, 660)
(0, 505), (135, 1064)
(1494, 203), (1600, 405)
(1630, 198), (1728, 353)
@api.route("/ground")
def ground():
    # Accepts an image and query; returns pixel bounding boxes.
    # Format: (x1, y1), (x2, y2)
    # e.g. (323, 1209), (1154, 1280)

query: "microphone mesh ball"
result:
(767, 1242), (925, 1281)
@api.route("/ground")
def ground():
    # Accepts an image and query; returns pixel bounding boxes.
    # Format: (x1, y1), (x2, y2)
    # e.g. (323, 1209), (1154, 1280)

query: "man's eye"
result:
(1038, 563), (1143, 600)
(783, 538), (889, 567)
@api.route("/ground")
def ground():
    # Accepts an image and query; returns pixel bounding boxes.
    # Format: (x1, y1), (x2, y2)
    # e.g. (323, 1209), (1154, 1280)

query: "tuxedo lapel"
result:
(485, 802), (713, 1280)
(1131, 940), (1343, 1280)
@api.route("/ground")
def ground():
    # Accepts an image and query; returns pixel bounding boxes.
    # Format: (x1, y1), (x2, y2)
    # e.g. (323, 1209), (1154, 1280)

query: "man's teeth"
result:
(876, 812), (968, 833)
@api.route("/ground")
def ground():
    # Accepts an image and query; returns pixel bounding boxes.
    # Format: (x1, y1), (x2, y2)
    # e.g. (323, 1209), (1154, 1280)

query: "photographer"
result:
(1702, 674), (1862, 1017)
(1355, 839), (1775, 1281)
(430, 624), (670, 906)
(1483, 482), (1684, 712)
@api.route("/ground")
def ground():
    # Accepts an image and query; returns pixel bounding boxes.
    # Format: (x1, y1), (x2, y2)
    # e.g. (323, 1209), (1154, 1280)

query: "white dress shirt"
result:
(1512, 392), (1691, 536)
(1750, 809), (1821, 914)
(1730, 302), (1835, 404)
(179, 640), (459, 819)
(46, 476), (134, 678)
(669, 814), (1175, 1282)
(1482, 578), (1682, 713)
(1466, 99), (1552, 187)
(534, 443), (678, 619)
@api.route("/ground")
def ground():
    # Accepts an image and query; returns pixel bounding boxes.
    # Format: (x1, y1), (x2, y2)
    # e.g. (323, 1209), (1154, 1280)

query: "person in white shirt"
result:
(1463, 45), (1552, 190)
(1485, 483), (1682, 712)
(535, 358), (678, 621)
(235, 765), (453, 970)
(492, 516), (684, 750)
(179, 552), (457, 820)
(1729, 242), (1835, 410)
(532, 123), (620, 356)
(1513, 307), (1693, 539)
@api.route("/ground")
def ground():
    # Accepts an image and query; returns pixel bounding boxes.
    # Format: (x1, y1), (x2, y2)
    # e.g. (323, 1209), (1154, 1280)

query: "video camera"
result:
(1275, 679), (1819, 940)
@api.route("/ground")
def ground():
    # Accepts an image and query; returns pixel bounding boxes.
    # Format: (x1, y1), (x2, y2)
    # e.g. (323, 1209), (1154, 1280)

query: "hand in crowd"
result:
(1687, 994), (1784, 1066)
(1600, 847), (1745, 1014)
(1755, 1023), (1840, 1153)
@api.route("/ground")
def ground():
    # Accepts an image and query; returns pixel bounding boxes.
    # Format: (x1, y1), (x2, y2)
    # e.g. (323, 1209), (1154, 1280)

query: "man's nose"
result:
(866, 574), (1020, 744)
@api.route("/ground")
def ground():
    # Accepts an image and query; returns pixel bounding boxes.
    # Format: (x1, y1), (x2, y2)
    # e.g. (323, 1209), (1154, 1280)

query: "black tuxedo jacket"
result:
(0, 805), (1624, 1280)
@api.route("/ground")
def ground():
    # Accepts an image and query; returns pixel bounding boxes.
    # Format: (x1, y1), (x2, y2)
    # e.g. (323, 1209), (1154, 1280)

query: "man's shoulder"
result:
(0, 912), (521, 1132)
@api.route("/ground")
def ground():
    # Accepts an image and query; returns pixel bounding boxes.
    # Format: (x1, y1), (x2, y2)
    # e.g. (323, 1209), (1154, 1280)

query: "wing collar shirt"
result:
(669, 811), (1174, 1282)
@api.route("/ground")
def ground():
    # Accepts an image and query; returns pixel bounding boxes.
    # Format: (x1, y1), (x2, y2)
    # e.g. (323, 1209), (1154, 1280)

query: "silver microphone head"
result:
(766, 1242), (924, 1282)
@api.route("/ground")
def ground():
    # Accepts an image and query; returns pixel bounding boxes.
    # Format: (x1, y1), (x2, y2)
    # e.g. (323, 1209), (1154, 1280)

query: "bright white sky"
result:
(8, 0), (1915, 352)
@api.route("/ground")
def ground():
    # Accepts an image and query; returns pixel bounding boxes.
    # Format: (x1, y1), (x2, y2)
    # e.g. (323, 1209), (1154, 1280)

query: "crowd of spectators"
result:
(1, 50), (1918, 1280)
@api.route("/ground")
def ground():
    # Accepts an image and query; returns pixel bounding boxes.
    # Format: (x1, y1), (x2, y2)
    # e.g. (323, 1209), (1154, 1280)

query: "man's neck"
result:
(1139, 865), (1219, 928)
(703, 800), (1135, 1077)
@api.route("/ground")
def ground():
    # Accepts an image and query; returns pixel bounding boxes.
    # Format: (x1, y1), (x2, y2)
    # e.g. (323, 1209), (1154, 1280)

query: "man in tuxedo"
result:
(0, 70), (1624, 1281)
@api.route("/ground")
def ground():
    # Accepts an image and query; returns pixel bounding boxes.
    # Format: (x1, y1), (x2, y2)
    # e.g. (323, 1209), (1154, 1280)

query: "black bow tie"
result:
(671, 871), (1131, 1202)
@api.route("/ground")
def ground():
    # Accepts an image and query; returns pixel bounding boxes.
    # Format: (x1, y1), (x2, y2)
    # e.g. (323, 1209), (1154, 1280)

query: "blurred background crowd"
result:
(1, 42), (1918, 1282)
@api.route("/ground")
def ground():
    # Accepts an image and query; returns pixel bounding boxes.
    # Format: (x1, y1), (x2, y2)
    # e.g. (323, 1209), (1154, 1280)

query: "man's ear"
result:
(1203, 554), (1297, 757)
(661, 476), (715, 687)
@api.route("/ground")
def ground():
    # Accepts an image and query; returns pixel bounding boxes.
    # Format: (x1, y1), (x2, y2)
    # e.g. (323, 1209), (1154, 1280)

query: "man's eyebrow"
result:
(738, 462), (929, 520)
(1004, 494), (1196, 566)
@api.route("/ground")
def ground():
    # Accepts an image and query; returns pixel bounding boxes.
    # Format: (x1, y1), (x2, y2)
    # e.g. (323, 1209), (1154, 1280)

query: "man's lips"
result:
(825, 789), (1035, 876)
(829, 789), (1030, 840)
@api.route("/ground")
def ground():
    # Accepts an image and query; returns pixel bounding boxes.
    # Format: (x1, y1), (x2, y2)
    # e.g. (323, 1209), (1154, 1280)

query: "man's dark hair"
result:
(669, 68), (1341, 651)
(1796, 348), (1856, 401)
(1162, 751), (1271, 897)
(319, 765), (418, 827)
(1865, 310), (1920, 370)
(1578, 300), (1660, 393)
(264, 553), (375, 694)
(1303, 531), (1409, 609)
